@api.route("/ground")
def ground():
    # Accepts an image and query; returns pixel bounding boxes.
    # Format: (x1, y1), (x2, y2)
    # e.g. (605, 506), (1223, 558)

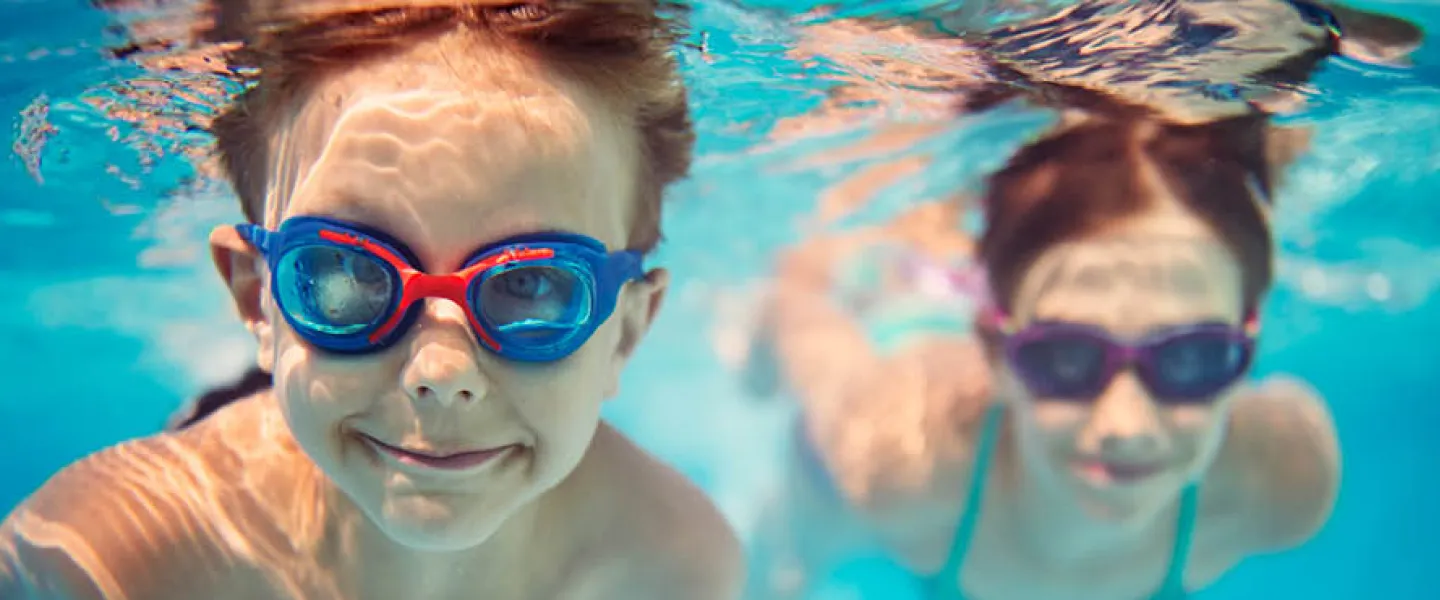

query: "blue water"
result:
(2, 0), (1437, 598)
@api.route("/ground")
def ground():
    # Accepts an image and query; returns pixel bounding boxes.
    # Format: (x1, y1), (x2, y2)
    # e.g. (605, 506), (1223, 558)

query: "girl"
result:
(741, 107), (1338, 599)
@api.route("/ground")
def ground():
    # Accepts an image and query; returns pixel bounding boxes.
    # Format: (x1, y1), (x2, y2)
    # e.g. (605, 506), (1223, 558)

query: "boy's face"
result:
(212, 41), (666, 550)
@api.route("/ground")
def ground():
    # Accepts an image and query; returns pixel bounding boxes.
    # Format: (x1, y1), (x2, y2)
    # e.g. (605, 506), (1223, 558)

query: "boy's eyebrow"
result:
(468, 226), (623, 259)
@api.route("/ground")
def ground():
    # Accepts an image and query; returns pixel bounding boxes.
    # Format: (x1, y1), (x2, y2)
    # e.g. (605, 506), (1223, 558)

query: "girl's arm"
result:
(1223, 376), (1342, 551)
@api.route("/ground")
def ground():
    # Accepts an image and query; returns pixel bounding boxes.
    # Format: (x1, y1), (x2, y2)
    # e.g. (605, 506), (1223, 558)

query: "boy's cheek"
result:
(252, 295), (279, 372)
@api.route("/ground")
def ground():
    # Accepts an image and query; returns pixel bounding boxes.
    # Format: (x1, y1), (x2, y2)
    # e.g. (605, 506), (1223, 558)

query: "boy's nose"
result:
(400, 301), (490, 408)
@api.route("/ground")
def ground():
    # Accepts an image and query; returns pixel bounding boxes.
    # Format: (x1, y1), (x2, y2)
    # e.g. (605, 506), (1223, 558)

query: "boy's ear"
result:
(604, 267), (669, 398)
(210, 225), (276, 372)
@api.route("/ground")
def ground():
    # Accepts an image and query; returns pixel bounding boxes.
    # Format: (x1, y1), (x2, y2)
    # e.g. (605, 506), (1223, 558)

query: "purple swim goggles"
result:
(988, 310), (1259, 403)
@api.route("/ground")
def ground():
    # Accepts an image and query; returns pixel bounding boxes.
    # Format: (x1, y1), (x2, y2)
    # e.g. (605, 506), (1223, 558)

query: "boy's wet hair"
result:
(978, 108), (1310, 316)
(205, 0), (695, 253)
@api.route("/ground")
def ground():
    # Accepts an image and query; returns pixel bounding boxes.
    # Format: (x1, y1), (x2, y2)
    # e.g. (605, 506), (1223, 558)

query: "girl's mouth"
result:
(1072, 458), (1165, 486)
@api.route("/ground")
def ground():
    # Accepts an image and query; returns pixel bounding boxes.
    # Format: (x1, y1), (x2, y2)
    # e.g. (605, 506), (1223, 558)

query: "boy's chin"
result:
(366, 493), (520, 551)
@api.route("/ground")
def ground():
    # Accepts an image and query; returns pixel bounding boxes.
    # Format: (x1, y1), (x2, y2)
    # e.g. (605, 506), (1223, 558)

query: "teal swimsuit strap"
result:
(925, 402), (1007, 599)
(1154, 483), (1201, 599)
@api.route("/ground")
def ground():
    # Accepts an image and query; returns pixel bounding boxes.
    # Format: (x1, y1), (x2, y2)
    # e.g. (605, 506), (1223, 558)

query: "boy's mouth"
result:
(361, 434), (517, 472)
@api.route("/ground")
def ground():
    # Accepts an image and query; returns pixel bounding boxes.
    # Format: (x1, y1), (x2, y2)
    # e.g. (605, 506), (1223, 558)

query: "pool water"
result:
(2, 0), (1436, 598)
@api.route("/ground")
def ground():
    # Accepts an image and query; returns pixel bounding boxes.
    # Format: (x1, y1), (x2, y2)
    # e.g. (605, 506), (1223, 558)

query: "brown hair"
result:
(978, 111), (1310, 317)
(205, 0), (694, 252)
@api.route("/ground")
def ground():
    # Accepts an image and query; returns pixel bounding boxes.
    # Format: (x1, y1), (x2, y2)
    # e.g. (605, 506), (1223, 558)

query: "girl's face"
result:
(998, 202), (1250, 523)
(214, 39), (663, 551)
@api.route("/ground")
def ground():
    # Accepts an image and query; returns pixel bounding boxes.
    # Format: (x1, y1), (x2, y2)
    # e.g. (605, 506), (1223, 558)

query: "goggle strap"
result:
(237, 224), (275, 257)
(609, 251), (645, 283)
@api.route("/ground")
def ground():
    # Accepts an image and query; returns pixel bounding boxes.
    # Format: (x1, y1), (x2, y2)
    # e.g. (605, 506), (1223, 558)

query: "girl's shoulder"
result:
(1204, 377), (1339, 552)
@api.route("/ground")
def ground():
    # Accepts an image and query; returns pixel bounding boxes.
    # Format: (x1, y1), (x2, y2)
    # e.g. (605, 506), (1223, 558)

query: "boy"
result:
(0, 2), (742, 598)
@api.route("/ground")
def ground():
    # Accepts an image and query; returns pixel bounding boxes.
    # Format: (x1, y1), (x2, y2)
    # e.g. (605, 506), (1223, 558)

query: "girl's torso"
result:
(792, 402), (1243, 600)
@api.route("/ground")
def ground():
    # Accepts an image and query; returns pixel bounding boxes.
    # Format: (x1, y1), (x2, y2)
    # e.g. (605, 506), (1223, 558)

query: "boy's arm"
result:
(0, 432), (246, 600)
(2, 468), (135, 600)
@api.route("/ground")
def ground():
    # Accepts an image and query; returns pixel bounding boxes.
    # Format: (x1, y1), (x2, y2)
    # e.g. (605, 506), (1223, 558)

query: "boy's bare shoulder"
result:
(1, 393), (309, 599)
(577, 424), (744, 599)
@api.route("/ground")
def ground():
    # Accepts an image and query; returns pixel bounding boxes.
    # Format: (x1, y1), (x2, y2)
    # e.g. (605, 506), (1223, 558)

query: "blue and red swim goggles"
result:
(237, 216), (644, 362)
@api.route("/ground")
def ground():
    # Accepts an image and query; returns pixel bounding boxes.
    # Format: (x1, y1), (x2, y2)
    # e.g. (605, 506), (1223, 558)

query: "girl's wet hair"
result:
(978, 110), (1309, 316)
(205, 0), (694, 252)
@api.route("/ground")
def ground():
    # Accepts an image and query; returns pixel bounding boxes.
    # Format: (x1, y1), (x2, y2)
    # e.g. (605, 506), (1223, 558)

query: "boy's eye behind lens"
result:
(280, 246), (394, 332)
(480, 266), (584, 326)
